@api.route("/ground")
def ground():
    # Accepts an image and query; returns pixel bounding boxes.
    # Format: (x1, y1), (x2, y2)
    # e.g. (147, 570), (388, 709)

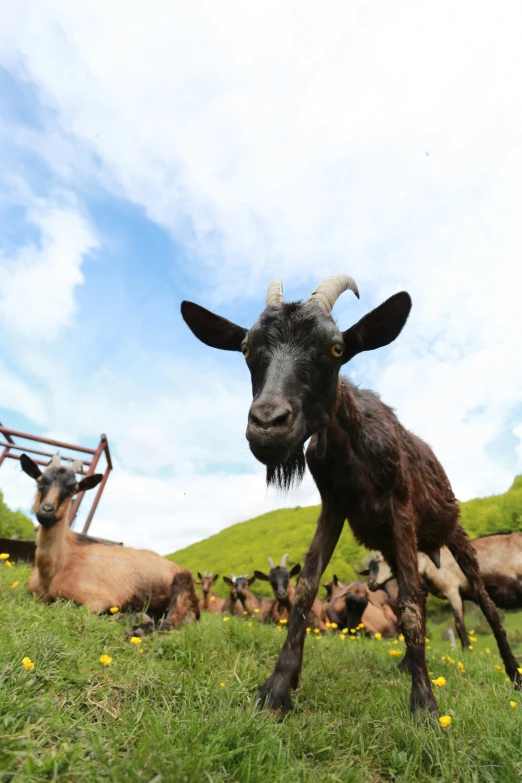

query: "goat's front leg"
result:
(391, 507), (438, 716)
(257, 504), (345, 713)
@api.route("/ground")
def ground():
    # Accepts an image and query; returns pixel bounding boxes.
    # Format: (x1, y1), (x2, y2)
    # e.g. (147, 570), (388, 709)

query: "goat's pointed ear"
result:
(359, 568), (370, 576)
(253, 570), (270, 582)
(181, 301), (246, 351)
(247, 575), (256, 586)
(197, 572), (203, 581)
(77, 474), (103, 492)
(289, 563), (301, 578)
(333, 575), (339, 586)
(223, 576), (233, 587)
(341, 292), (412, 363)
(20, 454), (42, 480)
(212, 574), (219, 583)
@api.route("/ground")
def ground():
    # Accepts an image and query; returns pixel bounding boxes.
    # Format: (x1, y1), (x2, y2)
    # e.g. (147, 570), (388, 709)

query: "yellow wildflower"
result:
(306, 627), (311, 634)
(427, 646), (432, 651)
(5, 560), (13, 567)
(223, 617), (230, 622)
(518, 667), (522, 675)
(129, 636), (141, 644)
(109, 607), (119, 614)
(254, 608), (260, 614)
(509, 700), (517, 708)
(424, 637), (430, 643)
(357, 623), (365, 630)
(10, 581), (20, 589)
(505, 677), (510, 683)
(22, 657), (35, 671)
(374, 633), (382, 640)
(448, 657), (455, 664)
(391, 639), (399, 645)
(457, 661), (465, 673)
(469, 645), (473, 650)
(389, 649), (402, 657)
(342, 628), (348, 634)
(247, 622), (252, 628)
(485, 648), (491, 654)
(210, 596), (216, 602)
(279, 618), (288, 625)
(494, 665), (502, 671)
(431, 676), (446, 687)
(99, 654), (112, 666)
(340, 634), (345, 640)
(0, 553), (10, 560)
(314, 628), (320, 634)
(350, 629), (356, 634)
(331, 622), (338, 629)
(139, 648), (144, 654)
(469, 636), (477, 643)
(399, 634), (405, 642)
(439, 715), (452, 728)
(325, 621), (332, 628)
(220, 682), (226, 688)
(243, 611), (248, 615)
(470, 629), (475, 634)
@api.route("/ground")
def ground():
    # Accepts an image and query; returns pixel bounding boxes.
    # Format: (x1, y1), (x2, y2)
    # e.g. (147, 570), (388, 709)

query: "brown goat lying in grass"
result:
(196, 571), (226, 613)
(364, 532), (522, 650)
(21, 454), (199, 631)
(254, 554), (327, 631)
(323, 576), (397, 636)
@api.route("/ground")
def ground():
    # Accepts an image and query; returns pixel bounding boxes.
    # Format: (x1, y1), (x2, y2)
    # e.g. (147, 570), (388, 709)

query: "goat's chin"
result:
(265, 447), (306, 492)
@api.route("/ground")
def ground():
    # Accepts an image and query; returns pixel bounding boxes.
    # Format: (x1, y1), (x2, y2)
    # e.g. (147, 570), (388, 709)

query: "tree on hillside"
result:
(0, 490), (35, 540)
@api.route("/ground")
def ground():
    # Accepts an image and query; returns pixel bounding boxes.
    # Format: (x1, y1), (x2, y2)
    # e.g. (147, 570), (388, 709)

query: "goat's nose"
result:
(41, 503), (54, 513)
(249, 403), (292, 430)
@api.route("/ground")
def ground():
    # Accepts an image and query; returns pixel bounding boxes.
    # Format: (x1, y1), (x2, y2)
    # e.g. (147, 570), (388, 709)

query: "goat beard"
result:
(266, 447), (306, 492)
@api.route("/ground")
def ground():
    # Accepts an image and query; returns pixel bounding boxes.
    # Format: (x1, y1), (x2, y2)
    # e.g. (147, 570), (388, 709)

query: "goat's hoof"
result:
(411, 694), (439, 719)
(257, 675), (294, 714)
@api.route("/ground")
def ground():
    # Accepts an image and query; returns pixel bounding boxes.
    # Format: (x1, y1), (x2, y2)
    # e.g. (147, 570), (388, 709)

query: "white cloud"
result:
(1, 0), (522, 555)
(0, 201), (98, 339)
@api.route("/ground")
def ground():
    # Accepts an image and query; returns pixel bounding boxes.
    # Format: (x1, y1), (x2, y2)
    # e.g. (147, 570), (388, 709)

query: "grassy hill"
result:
(169, 476), (522, 596)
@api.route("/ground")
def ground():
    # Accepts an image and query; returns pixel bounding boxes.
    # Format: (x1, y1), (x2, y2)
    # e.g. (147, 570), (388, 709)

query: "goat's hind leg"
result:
(392, 509), (438, 716)
(448, 526), (521, 688)
(160, 570), (200, 631)
(257, 505), (345, 713)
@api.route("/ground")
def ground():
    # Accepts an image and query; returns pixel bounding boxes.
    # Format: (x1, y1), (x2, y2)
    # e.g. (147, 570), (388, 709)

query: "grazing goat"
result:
(324, 577), (397, 636)
(20, 454), (199, 630)
(196, 571), (225, 614)
(254, 554), (327, 630)
(182, 274), (521, 715)
(364, 533), (522, 650)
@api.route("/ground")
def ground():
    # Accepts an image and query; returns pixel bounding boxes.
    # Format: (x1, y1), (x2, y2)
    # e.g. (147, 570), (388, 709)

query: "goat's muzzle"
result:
(246, 401), (299, 466)
(36, 503), (58, 527)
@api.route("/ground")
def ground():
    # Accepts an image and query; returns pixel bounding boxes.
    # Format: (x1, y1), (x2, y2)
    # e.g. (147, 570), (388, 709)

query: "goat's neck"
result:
(239, 591), (259, 615)
(202, 591), (211, 611)
(35, 501), (74, 592)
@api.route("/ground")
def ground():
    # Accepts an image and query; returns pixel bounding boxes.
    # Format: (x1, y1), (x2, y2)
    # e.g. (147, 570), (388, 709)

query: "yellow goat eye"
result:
(330, 344), (344, 358)
(242, 344), (251, 359)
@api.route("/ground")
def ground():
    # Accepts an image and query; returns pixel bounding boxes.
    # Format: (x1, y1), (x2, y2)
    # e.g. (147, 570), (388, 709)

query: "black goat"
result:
(181, 274), (521, 716)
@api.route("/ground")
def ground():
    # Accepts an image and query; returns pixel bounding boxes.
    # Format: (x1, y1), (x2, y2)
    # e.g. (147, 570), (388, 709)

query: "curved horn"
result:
(267, 557), (276, 570)
(70, 460), (83, 474)
(45, 454), (61, 471)
(280, 553), (289, 568)
(307, 274), (360, 312)
(266, 279), (284, 306)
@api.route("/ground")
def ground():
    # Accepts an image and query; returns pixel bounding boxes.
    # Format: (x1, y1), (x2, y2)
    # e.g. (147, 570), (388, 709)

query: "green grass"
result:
(2, 564), (522, 783)
(168, 476), (522, 596)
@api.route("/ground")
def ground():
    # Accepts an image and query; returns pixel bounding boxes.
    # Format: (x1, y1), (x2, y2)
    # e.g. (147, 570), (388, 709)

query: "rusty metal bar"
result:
(0, 422), (15, 468)
(0, 427), (97, 455)
(0, 442), (93, 467)
(81, 466), (110, 534)
(69, 435), (108, 528)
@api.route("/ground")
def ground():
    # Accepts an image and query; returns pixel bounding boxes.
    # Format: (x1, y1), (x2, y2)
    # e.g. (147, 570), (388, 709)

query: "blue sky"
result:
(1, 0), (521, 553)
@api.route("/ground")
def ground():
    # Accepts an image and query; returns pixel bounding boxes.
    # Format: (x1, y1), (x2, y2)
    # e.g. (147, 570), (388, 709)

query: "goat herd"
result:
(10, 274), (522, 726)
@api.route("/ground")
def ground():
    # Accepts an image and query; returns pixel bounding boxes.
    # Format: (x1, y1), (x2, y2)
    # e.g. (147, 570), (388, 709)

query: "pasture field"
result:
(1, 565), (522, 783)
